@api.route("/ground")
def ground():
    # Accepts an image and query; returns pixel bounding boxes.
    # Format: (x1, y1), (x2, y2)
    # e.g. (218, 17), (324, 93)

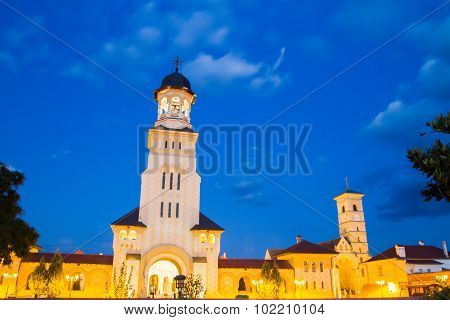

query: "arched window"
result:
(238, 278), (246, 292)
(356, 226), (359, 231)
(177, 173), (181, 190)
(72, 273), (85, 291)
(208, 234), (216, 244)
(176, 203), (180, 218)
(313, 281), (316, 289)
(172, 141), (175, 149)
(119, 230), (127, 240)
(305, 281), (308, 289)
(312, 262), (316, 272)
(162, 172), (166, 189)
(342, 206), (345, 213)
(169, 173), (173, 190)
(319, 261), (324, 272)
(128, 230), (137, 241)
(304, 261), (308, 272)
(178, 142), (182, 150)
(353, 204), (357, 211)
(164, 141), (168, 149)
(321, 281), (324, 289)
(199, 234), (207, 243)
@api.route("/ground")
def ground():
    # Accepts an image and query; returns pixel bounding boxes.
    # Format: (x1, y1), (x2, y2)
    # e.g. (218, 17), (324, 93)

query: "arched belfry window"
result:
(304, 261), (308, 272)
(319, 261), (324, 272)
(312, 262), (316, 272)
(119, 230), (127, 240)
(342, 206), (345, 213)
(129, 230), (137, 241)
(353, 204), (358, 211)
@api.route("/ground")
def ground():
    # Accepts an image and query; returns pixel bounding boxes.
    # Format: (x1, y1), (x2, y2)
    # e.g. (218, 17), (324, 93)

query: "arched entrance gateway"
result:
(147, 260), (181, 298)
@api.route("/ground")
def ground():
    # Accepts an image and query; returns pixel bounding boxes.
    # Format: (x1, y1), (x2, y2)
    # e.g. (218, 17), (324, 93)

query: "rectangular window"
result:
(179, 142), (182, 150)
(164, 141), (168, 149)
(172, 141), (175, 149)
(177, 173), (181, 190)
(160, 202), (164, 217)
(321, 281), (324, 289)
(176, 203), (179, 218)
(169, 173), (173, 190)
(162, 172), (166, 189)
(168, 203), (172, 217)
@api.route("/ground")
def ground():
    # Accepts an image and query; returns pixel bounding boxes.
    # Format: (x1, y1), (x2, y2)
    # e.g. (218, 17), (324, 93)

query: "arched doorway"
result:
(147, 260), (180, 298)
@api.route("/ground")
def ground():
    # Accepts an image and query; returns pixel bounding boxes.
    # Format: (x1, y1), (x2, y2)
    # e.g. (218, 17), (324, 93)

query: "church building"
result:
(1, 65), (449, 299)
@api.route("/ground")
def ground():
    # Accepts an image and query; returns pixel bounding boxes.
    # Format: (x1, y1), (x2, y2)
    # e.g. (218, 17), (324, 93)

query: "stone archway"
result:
(147, 260), (180, 298)
(140, 245), (193, 298)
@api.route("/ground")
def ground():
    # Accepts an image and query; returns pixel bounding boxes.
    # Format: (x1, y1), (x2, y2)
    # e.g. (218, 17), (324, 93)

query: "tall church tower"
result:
(111, 59), (223, 298)
(333, 180), (369, 261)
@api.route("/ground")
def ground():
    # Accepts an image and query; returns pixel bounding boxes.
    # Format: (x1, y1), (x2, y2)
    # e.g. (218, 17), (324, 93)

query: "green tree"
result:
(184, 274), (205, 299)
(258, 261), (284, 299)
(423, 276), (449, 300)
(110, 262), (135, 298)
(31, 251), (64, 298)
(407, 113), (450, 201)
(0, 162), (39, 264)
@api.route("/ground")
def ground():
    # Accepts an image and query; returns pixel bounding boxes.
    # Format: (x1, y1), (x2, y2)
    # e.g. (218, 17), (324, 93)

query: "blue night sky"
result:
(1, 0), (449, 258)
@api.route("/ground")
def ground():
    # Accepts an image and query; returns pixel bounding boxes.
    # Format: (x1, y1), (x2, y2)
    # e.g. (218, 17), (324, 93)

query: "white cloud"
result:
(174, 12), (228, 47)
(138, 26), (161, 43)
(184, 53), (261, 82)
(367, 100), (404, 129)
(273, 47), (285, 71)
(250, 47), (287, 90)
(210, 27), (229, 45)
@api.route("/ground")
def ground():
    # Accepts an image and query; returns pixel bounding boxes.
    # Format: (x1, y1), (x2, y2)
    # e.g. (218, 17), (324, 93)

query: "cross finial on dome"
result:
(173, 56), (182, 72)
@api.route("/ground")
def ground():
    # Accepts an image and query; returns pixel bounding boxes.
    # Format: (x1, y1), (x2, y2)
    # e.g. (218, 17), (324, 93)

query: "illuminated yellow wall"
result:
(361, 258), (409, 298)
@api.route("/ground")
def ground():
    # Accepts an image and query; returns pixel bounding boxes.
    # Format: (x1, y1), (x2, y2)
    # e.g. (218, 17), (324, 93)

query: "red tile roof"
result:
(276, 239), (337, 256)
(218, 259), (293, 269)
(22, 252), (113, 265)
(366, 245), (449, 263)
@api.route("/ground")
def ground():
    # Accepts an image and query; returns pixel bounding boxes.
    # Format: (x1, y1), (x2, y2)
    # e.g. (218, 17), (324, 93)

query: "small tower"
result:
(153, 56), (196, 130)
(333, 178), (369, 259)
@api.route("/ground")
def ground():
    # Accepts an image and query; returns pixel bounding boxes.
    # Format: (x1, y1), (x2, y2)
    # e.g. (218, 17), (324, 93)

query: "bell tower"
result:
(333, 179), (369, 260)
(153, 57), (196, 130)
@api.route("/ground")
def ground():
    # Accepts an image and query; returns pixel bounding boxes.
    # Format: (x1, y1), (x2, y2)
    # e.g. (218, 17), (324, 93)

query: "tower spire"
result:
(173, 56), (182, 72)
(345, 176), (349, 192)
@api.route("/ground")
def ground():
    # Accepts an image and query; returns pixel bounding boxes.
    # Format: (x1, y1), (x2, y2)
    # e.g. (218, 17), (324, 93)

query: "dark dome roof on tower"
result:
(158, 70), (192, 92)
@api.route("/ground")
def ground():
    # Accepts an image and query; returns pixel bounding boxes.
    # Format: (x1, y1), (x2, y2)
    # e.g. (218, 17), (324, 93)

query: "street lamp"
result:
(375, 280), (385, 299)
(294, 279), (306, 299)
(65, 274), (79, 298)
(174, 275), (186, 299)
(252, 279), (263, 293)
(3, 272), (18, 299)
